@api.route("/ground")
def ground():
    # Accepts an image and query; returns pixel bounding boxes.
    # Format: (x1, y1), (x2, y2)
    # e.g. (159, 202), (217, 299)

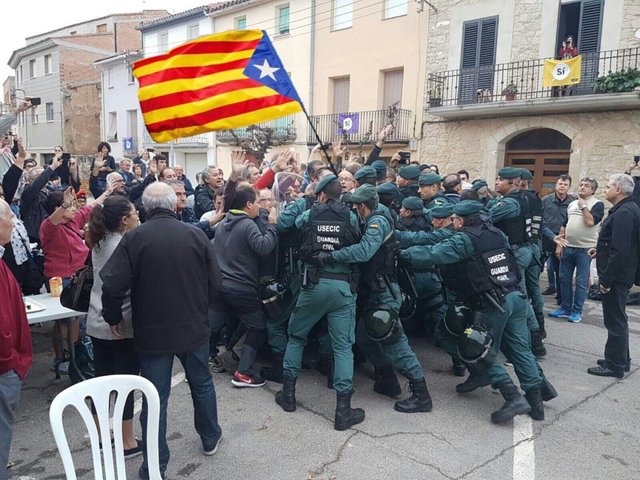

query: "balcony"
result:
(306, 109), (412, 146)
(216, 115), (297, 144)
(143, 131), (210, 147)
(426, 47), (640, 120)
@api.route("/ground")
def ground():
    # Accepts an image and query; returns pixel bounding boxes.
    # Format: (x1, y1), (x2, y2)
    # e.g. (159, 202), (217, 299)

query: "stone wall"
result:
(620, 1), (640, 49)
(419, 109), (640, 200)
(510, 0), (543, 61)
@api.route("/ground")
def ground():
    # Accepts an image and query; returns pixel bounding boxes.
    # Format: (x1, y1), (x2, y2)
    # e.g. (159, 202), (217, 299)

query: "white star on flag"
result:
(253, 59), (280, 81)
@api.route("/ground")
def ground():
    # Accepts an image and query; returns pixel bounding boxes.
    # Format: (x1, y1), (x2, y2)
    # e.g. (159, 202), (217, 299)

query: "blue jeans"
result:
(559, 247), (591, 313)
(138, 342), (222, 476)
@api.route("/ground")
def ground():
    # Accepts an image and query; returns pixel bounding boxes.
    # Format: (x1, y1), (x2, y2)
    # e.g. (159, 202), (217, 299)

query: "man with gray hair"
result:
(101, 182), (223, 478)
(587, 174), (640, 378)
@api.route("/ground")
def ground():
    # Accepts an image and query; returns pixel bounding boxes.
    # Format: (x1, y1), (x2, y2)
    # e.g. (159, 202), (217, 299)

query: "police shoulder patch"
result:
(370, 223), (379, 228)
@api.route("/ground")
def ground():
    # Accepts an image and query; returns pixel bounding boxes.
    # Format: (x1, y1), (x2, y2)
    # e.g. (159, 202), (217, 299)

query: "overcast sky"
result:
(1, 0), (208, 86)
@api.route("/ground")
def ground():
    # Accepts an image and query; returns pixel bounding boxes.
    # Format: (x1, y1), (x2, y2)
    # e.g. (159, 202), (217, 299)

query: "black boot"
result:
(491, 382), (531, 424)
(540, 374), (558, 402)
(260, 354), (284, 384)
(525, 387), (544, 421)
(275, 377), (296, 412)
(456, 370), (490, 394)
(530, 331), (546, 358)
(373, 365), (401, 398)
(394, 379), (433, 413)
(452, 357), (467, 377)
(536, 315), (547, 339)
(334, 390), (365, 431)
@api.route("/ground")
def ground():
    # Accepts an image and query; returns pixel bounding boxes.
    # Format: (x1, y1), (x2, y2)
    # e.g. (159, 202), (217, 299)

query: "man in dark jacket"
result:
(588, 174), (640, 378)
(212, 185), (278, 387)
(19, 157), (64, 243)
(101, 182), (223, 479)
(194, 166), (223, 218)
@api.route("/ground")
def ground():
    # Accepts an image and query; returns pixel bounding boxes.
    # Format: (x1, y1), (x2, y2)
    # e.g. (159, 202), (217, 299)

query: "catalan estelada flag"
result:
(133, 30), (303, 143)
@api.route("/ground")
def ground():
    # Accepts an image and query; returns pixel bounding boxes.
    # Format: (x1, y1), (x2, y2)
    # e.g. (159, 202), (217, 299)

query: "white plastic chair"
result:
(49, 375), (162, 480)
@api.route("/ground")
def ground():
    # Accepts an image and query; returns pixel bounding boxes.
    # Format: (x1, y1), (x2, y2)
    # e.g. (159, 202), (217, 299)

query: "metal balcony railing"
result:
(143, 131), (210, 146)
(306, 109), (412, 145)
(216, 115), (297, 144)
(427, 47), (640, 107)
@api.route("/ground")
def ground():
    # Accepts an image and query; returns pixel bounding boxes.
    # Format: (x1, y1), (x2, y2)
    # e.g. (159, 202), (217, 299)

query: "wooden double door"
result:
(505, 150), (570, 197)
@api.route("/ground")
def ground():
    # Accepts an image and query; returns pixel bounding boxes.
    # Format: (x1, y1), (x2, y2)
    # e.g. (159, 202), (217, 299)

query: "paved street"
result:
(8, 291), (640, 480)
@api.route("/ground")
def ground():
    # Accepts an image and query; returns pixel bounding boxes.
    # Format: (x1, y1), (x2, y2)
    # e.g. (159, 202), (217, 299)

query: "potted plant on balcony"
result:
(593, 68), (640, 93)
(502, 83), (518, 101)
(428, 87), (442, 108)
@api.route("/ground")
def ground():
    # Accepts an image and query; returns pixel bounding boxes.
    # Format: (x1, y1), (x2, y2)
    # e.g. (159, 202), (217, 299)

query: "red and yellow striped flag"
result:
(133, 30), (303, 143)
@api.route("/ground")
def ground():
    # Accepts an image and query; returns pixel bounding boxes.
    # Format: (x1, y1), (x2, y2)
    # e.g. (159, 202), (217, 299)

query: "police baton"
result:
(483, 291), (506, 314)
(398, 265), (419, 299)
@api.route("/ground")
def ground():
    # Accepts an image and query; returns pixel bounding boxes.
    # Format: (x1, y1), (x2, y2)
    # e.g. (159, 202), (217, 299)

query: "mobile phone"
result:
(634, 155), (640, 165)
(61, 152), (71, 165)
(398, 151), (411, 165)
(29, 97), (41, 106)
(146, 147), (155, 152)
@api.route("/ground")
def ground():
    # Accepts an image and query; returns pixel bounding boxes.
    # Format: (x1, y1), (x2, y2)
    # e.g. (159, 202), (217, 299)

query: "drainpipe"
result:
(308, 0), (316, 116)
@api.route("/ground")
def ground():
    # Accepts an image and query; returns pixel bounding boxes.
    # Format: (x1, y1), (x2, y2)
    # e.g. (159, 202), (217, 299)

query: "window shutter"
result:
(578, 0), (602, 53)
(576, 0), (602, 94)
(332, 77), (350, 114)
(383, 69), (404, 109)
(458, 17), (497, 104)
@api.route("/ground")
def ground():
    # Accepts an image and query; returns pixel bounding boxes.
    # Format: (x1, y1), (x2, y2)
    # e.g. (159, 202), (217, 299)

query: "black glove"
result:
(312, 252), (335, 267)
(396, 250), (411, 267)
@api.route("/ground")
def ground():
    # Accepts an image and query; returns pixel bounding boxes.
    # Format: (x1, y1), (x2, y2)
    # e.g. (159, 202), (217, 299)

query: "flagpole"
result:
(302, 107), (339, 176)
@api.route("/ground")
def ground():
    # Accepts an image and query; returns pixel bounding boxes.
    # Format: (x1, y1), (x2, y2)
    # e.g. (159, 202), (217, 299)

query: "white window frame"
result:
(127, 65), (135, 84)
(188, 23), (200, 40)
(333, 0), (353, 31)
(235, 16), (247, 30)
(159, 31), (169, 52)
(276, 4), (290, 35)
(107, 112), (117, 141)
(44, 54), (52, 75)
(29, 59), (36, 79)
(384, 0), (408, 19)
(46, 102), (54, 122)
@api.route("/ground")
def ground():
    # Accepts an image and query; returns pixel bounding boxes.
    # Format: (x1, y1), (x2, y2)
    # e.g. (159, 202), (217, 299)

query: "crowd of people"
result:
(2, 104), (640, 479)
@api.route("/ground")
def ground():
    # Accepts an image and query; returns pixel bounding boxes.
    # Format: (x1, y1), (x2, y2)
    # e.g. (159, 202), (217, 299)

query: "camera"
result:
(61, 152), (71, 166)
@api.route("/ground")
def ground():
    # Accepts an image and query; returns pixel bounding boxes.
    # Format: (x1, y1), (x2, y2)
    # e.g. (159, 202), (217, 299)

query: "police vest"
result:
(299, 200), (358, 262)
(493, 191), (539, 244)
(360, 211), (397, 282)
(440, 223), (519, 301)
(279, 195), (315, 251)
(522, 190), (543, 241)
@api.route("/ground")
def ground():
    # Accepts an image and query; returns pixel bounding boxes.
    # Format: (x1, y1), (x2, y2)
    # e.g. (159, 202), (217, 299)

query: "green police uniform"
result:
(280, 195), (361, 392)
(331, 202), (425, 384)
(488, 190), (546, 354)
(400, 202), (545, 422)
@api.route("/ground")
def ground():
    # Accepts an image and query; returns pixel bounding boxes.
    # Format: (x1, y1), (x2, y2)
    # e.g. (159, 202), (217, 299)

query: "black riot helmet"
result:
(258, 279), (292, 319)
(457, 325), (494, 363)
(398, 292), (416, 320)
(444, 304), (472, 337)
(363, 306), (401, 343)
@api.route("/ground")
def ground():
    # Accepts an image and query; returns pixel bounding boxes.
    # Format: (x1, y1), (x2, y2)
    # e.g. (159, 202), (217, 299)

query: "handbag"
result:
(19, 237), (46, 295)
(60, 254), (93, 312)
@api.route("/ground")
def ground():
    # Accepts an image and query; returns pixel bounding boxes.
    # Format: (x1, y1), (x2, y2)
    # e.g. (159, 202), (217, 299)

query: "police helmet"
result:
(444, 304), (472, 337)
(398, 292), (416, 320)
(363, 306), (400, 342)
(258, 279), (292, 319)
(457, 325), (494, 363)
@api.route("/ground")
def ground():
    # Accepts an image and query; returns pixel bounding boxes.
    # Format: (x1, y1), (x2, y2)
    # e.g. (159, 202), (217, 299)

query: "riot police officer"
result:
(354, 165), (378, 187)
(275, 175), (365, 431)
(397, 165), (422, 200)
(488, 167), (546, 357)
(313, 184), (433, 414)
(397, 196), (431, 232)
(418, 173), (450, 210)
(399, 201), (555, 423)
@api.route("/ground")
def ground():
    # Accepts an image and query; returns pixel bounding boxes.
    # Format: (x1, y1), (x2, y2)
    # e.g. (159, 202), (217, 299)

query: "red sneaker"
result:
(231, 371), (266, 388)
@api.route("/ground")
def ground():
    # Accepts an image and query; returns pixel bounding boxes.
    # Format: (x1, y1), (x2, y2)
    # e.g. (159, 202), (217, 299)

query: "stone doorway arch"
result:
(481, 117), (581, 188)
